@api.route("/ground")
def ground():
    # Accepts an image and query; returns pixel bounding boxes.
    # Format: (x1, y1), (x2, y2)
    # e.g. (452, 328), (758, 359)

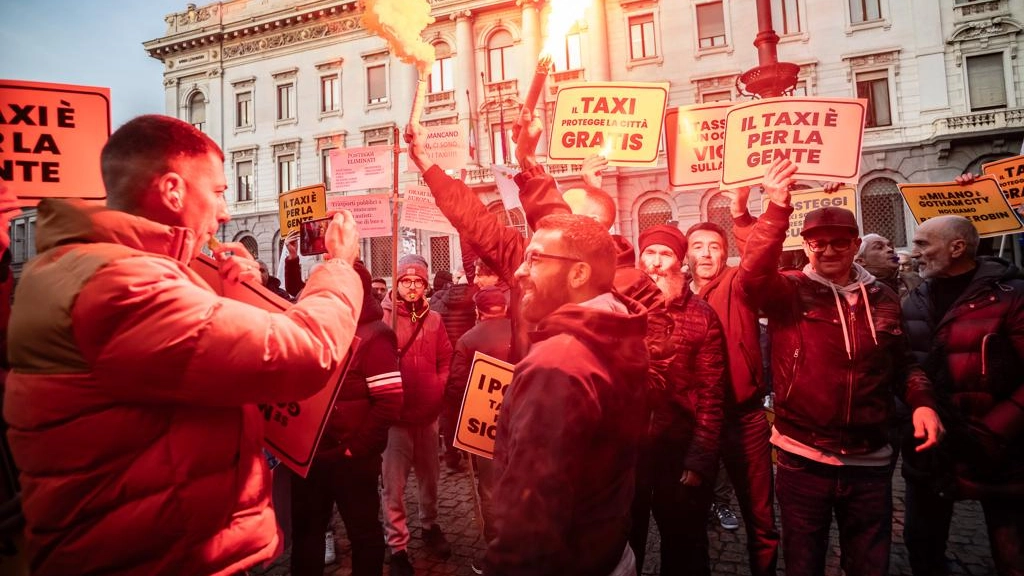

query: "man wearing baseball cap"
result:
(736, 158), (944, 576)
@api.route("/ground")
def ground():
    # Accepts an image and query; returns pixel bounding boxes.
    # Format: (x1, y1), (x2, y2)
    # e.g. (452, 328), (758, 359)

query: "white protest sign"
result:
(327, 193), (393, 238)
(401, 184), (457, 234)
(330, 146), (392, 192)
(722, 97), (866, 188)
(548, 81), (669, 167)
(665, 103), (731, 189)
(491, 164), (522, 210)
(422, 124), (469, 171)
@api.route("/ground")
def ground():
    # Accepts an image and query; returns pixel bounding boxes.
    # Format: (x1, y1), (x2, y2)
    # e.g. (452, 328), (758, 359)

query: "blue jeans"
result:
(905, 479), (1024, 576)
(775, 450), (893, 576)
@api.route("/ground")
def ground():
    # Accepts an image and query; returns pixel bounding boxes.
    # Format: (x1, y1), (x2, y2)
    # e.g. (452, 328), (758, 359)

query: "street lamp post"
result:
(737, 0), (800, 98)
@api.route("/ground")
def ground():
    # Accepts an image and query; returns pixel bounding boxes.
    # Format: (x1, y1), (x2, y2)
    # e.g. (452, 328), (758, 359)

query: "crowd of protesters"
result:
(0, 109), (1020, 576)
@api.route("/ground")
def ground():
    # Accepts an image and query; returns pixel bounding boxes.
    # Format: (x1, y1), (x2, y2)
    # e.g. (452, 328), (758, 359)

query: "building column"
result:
(587, 0), (610, 82)
(519, 0), (544, 154)
(453, 10), (479, 164)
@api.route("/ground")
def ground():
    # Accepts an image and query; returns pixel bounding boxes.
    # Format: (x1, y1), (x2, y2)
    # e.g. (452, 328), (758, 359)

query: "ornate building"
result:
(13, 0), (1021, 279)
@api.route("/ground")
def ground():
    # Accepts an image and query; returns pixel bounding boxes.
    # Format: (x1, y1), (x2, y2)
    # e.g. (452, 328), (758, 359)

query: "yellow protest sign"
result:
(665, 103), (731, 189)
(1, 79), (111, 204)
(454, 351), (515, 460)
(982, 154), (1024, 210)
(189, 253), (356, 478)
(762, 186), (858, 250)
(898, 177), (1024, 237)
(548, 82), (669, 167)
(279, 183), (327, 236)
(722, 97), (866, 188)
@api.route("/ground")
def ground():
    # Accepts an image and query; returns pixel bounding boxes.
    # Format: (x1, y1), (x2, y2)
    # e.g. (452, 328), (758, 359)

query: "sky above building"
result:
(1, 0), (188, 127)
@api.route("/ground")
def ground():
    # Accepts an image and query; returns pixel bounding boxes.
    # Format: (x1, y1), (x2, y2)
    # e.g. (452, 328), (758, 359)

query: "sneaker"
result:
(324, 531), (337, 564)
(390, 550), (415, 576)
(471, 552), (485, 575)
(713, 503), (740, 530)
(422, 524), (453, 559)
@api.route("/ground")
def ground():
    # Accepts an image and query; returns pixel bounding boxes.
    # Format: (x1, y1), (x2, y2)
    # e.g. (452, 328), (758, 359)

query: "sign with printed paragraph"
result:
(898, 177), (1024, 237)
(189, 253), (357, 478)
(279, 183), (327, 237)
(548, 82), (669, 167)
(328, 193), (392, 238)
(0, 79), (111, 204)
(665, 102), (731, 189)
(454, 352), (515, 460)
(762, 186), (859, 250)
(982, 154), (1024, 210)
(330, 146), (392, 192)
(401, 184), (456, 234)
(722, 97), (866, 188)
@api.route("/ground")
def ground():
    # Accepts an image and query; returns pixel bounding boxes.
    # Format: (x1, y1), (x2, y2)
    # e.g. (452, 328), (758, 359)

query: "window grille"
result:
(371, 236), (394, 279)
(861, 178), (907, 246)
(637, 197), (672, 233)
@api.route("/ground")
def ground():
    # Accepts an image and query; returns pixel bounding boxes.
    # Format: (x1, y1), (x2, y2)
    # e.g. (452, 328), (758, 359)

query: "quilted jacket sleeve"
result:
(736, 201), (796, 312)
(72, 257), (362, 406)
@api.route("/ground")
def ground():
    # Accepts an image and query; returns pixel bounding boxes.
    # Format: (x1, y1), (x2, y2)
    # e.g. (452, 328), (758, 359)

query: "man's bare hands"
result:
(213, 242), (261, 284)
(404, 122), (434, 173)
(721, 186), (752, 218)
(955, 173), (978, 186)
(325, 210), (360, 265)
(763, 157), (798, 207)
(285, 231), (299, 260)
(581, 154), (608, 189)
(822, 182), (845, 194)
(912, 406), (945, 452)
(513, 108), (543, 169)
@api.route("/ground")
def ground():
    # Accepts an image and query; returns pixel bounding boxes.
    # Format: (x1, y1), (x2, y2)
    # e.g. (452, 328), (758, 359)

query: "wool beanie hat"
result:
(397, 254), (429, 282)
(638, 224), (688, 260)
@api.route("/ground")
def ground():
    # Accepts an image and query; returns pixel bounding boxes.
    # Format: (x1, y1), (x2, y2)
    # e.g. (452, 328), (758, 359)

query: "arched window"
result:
(861, 178), (907, 247)
(637, 197), (672, 233)
(430, 42), (453, 93)
(488, 202), (528, 238)
(235, 233), (259, 261)
(487, 30), (514, 82)
(188, 92), (206, 132)
(706, 192), (739, 257)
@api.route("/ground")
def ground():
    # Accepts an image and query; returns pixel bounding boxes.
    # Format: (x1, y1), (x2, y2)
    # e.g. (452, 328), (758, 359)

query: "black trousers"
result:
(289, 454), (385, 576)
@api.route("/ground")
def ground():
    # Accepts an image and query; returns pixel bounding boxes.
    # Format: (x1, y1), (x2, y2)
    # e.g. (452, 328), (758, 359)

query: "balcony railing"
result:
(549, 69), (585, 95)
(485, 79), (518, 97)
(935, 107), (1024, 136)
(425, 90), (456, 114)
(461, 161), (584, 186)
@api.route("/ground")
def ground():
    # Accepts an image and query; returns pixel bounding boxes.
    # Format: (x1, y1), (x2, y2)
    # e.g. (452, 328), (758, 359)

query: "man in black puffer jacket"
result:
(288, 260), (403, 576)
(901, 214), (1024, 576)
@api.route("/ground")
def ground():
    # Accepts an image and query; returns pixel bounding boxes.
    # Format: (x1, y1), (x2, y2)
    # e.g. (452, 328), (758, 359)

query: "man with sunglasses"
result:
(737, 158), (944, 576)
(380, 254), (454, 576)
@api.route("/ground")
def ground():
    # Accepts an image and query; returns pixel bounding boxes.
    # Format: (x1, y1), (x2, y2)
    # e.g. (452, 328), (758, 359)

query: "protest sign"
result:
(548, 81), (669, 167)
(421, 124), (469, 171)
(722, 97), (866, 188)
(279, 183), (327, 237)
(330, 146), (391, 192)
(189, 253), (356, 478)
(0, 79), (111, 203)
(327, 193), (392, 238)
(401, 184), (456, 234)
(491, 164), (522, 210)
(454, 352), (515, 459)
(762, 186), (859, 250)
(665, 103), (731, 189)
(982, 154), (1024, 210)
(898, 177), (1024, 237)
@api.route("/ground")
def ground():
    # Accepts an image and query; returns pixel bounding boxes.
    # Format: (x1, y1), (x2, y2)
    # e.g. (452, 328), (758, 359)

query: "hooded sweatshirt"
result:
(486, 292), (649, 576)
(382, 293), (453, 425)
(5, 199), (361, 576)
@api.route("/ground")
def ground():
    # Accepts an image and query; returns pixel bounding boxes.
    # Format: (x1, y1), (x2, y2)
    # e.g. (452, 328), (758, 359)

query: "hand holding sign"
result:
(581, 154), (608, 189)
(720, 185), (751, 218)
(763, 158), (799, 207)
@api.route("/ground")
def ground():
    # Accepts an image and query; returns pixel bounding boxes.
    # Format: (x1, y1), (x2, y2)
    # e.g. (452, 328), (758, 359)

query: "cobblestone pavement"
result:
(255, 456), (996, 576)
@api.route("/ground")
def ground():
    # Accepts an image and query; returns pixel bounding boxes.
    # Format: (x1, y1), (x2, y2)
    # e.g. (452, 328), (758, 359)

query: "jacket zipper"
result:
(843, 304), (857, 452)
(784, 347), (800, 402)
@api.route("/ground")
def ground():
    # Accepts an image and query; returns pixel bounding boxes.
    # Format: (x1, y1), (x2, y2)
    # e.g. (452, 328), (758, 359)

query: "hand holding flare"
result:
(360, 0), (435, 126)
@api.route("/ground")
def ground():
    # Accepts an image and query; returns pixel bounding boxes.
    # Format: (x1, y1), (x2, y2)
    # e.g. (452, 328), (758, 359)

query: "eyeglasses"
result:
(398, 278), (426, 288)
(523, 251), (583, 269)
(805, 238), (855, 253)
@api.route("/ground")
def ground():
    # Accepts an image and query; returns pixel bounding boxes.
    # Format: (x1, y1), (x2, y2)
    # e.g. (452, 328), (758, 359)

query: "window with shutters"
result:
(188, 92), (206, 132)
(628, 14), (657, 60)
(487, 30), (515, 82)
(637, 197), (673, 233)
(771, 0), (802, 35)
(367, 64), (388, 105)
(966, 53), (1007, 111)
(277, 154), (295, 194)
(856, 71), (892, 128)
(429, 42), (453, 93)
(861, 178), (907, 247)
(235, 91), (253, 128)
(553, 32), (583, 72)
(321, 74), (340, 114)
(696, 2), (727, 49)
(276, 83), (296, 121)
(236, 160), (253, 203)
(849, 0), (882, 23)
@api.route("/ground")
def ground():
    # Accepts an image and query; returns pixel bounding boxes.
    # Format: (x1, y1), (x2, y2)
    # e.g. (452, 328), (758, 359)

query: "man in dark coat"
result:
(485, 214), (648, 576)
(902, 214), (1024, 576)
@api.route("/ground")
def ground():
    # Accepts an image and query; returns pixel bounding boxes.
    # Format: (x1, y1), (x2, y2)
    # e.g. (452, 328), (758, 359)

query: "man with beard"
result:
(484, 214), (648, 576)
(381, 254), (454, 576)
(902, 214), (1024, 576)
(635, 224), (726, 575)
(683, 196), (782, 576)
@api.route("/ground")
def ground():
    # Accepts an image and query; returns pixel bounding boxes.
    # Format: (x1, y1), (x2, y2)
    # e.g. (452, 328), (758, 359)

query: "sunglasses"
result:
(805, 238), (855, 253)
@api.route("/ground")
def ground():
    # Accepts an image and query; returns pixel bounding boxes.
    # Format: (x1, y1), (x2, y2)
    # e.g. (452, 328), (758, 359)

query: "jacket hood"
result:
(354, 260), (384, 325)
(803, 262), (880, 359)
(529, 290), (649, 378)
(34, 198), (199, 263)
(974, 256), (1022, 285)
(612, 234), (637, 268)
